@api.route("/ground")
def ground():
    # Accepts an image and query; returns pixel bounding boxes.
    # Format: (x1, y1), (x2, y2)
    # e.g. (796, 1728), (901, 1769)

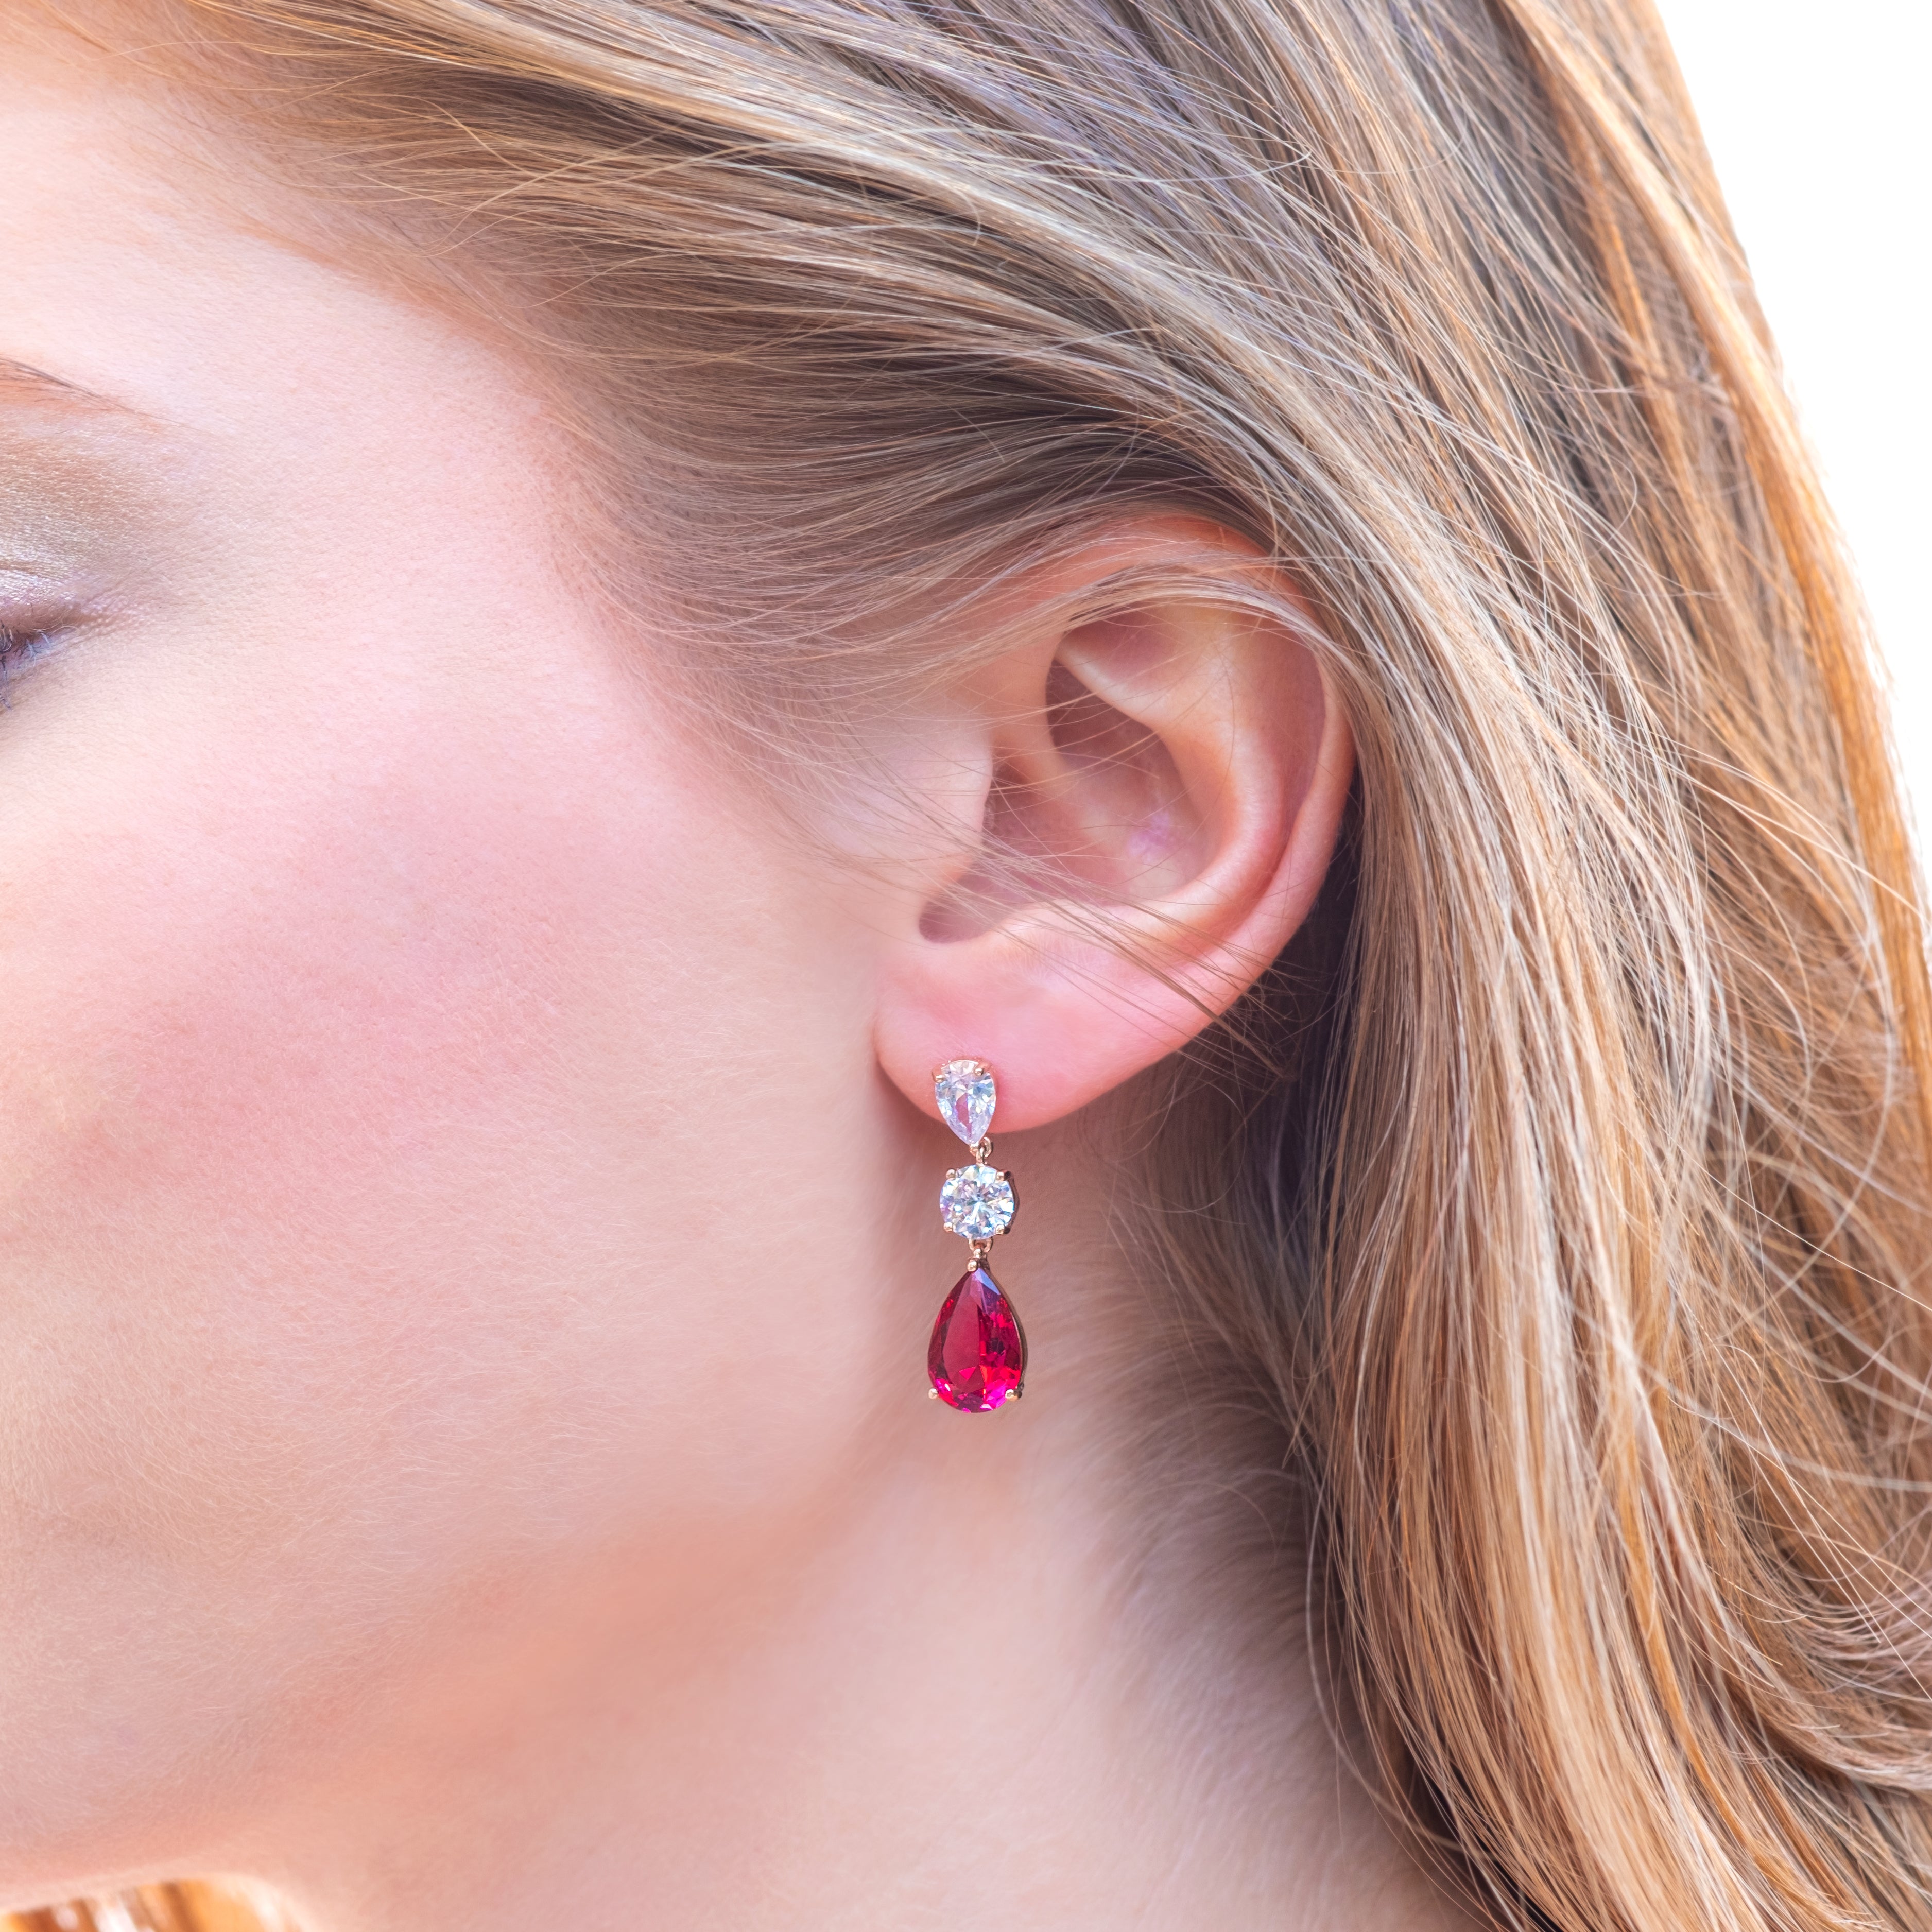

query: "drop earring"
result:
(927, 1059), (1028, 1411)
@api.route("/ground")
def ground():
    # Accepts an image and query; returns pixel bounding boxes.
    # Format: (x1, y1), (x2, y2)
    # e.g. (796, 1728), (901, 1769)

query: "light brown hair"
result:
(16, 0), (1932, 1926)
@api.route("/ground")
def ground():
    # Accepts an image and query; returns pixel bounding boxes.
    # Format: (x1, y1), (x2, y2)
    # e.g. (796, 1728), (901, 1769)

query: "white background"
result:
(1656, 0), (1929, 820)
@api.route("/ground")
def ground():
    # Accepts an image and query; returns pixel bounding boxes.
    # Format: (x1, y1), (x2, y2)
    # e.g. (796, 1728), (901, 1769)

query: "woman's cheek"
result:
(0, 652), (657, 1554)
(0, 617), (867, 1610)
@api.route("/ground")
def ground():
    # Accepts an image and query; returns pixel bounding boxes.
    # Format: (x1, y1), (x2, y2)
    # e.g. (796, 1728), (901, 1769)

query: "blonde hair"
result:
(20, 0), (1932, 1926)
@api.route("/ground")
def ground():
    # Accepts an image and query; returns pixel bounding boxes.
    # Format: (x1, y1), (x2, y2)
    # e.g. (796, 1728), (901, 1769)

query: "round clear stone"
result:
(940, 1163), (1015, 1240)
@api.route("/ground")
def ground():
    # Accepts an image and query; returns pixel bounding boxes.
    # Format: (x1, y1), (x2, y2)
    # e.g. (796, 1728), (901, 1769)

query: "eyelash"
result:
(0, 591), (96, 693)
(0, 620), (65, 683)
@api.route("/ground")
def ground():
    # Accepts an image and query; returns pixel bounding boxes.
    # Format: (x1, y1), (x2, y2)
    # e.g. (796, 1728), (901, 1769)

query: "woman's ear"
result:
(873, 516), (1354, 1130)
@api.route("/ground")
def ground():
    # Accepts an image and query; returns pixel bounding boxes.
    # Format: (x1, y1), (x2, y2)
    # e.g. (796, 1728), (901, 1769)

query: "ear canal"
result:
(921, 650), (1205, 946)
(1039, 659), (1203, 902)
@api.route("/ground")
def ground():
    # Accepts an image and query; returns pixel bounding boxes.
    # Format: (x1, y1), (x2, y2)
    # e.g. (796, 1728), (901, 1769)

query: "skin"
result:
(0, 20), (1476, 1931)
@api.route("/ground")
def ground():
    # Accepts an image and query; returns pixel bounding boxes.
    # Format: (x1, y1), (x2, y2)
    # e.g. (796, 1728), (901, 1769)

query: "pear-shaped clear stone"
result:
(940, 1163), (1015, 1240)
(934, 1059), (996, 1145)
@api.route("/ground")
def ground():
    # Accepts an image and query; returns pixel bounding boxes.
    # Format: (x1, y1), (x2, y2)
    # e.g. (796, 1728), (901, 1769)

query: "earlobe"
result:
(873, 525), (1355, 1132)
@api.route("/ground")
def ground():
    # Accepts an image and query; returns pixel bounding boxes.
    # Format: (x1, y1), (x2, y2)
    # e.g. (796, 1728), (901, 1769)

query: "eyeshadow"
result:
(0, 398), (178, 605)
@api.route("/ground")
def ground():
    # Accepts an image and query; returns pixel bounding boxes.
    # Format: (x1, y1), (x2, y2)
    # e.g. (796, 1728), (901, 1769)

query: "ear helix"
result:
(927, 1059), (1027, 1411)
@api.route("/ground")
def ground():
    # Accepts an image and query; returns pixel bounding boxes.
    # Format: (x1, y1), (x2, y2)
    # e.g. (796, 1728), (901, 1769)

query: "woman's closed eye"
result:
(0, 598), (86, 686)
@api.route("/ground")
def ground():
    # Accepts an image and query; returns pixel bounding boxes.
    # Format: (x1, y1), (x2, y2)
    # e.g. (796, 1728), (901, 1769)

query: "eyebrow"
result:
(0, 356), (148, 421)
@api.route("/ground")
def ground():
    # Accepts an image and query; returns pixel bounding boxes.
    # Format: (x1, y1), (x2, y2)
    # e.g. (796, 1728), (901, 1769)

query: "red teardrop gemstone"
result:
(928, 1265), (1027, 1412)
